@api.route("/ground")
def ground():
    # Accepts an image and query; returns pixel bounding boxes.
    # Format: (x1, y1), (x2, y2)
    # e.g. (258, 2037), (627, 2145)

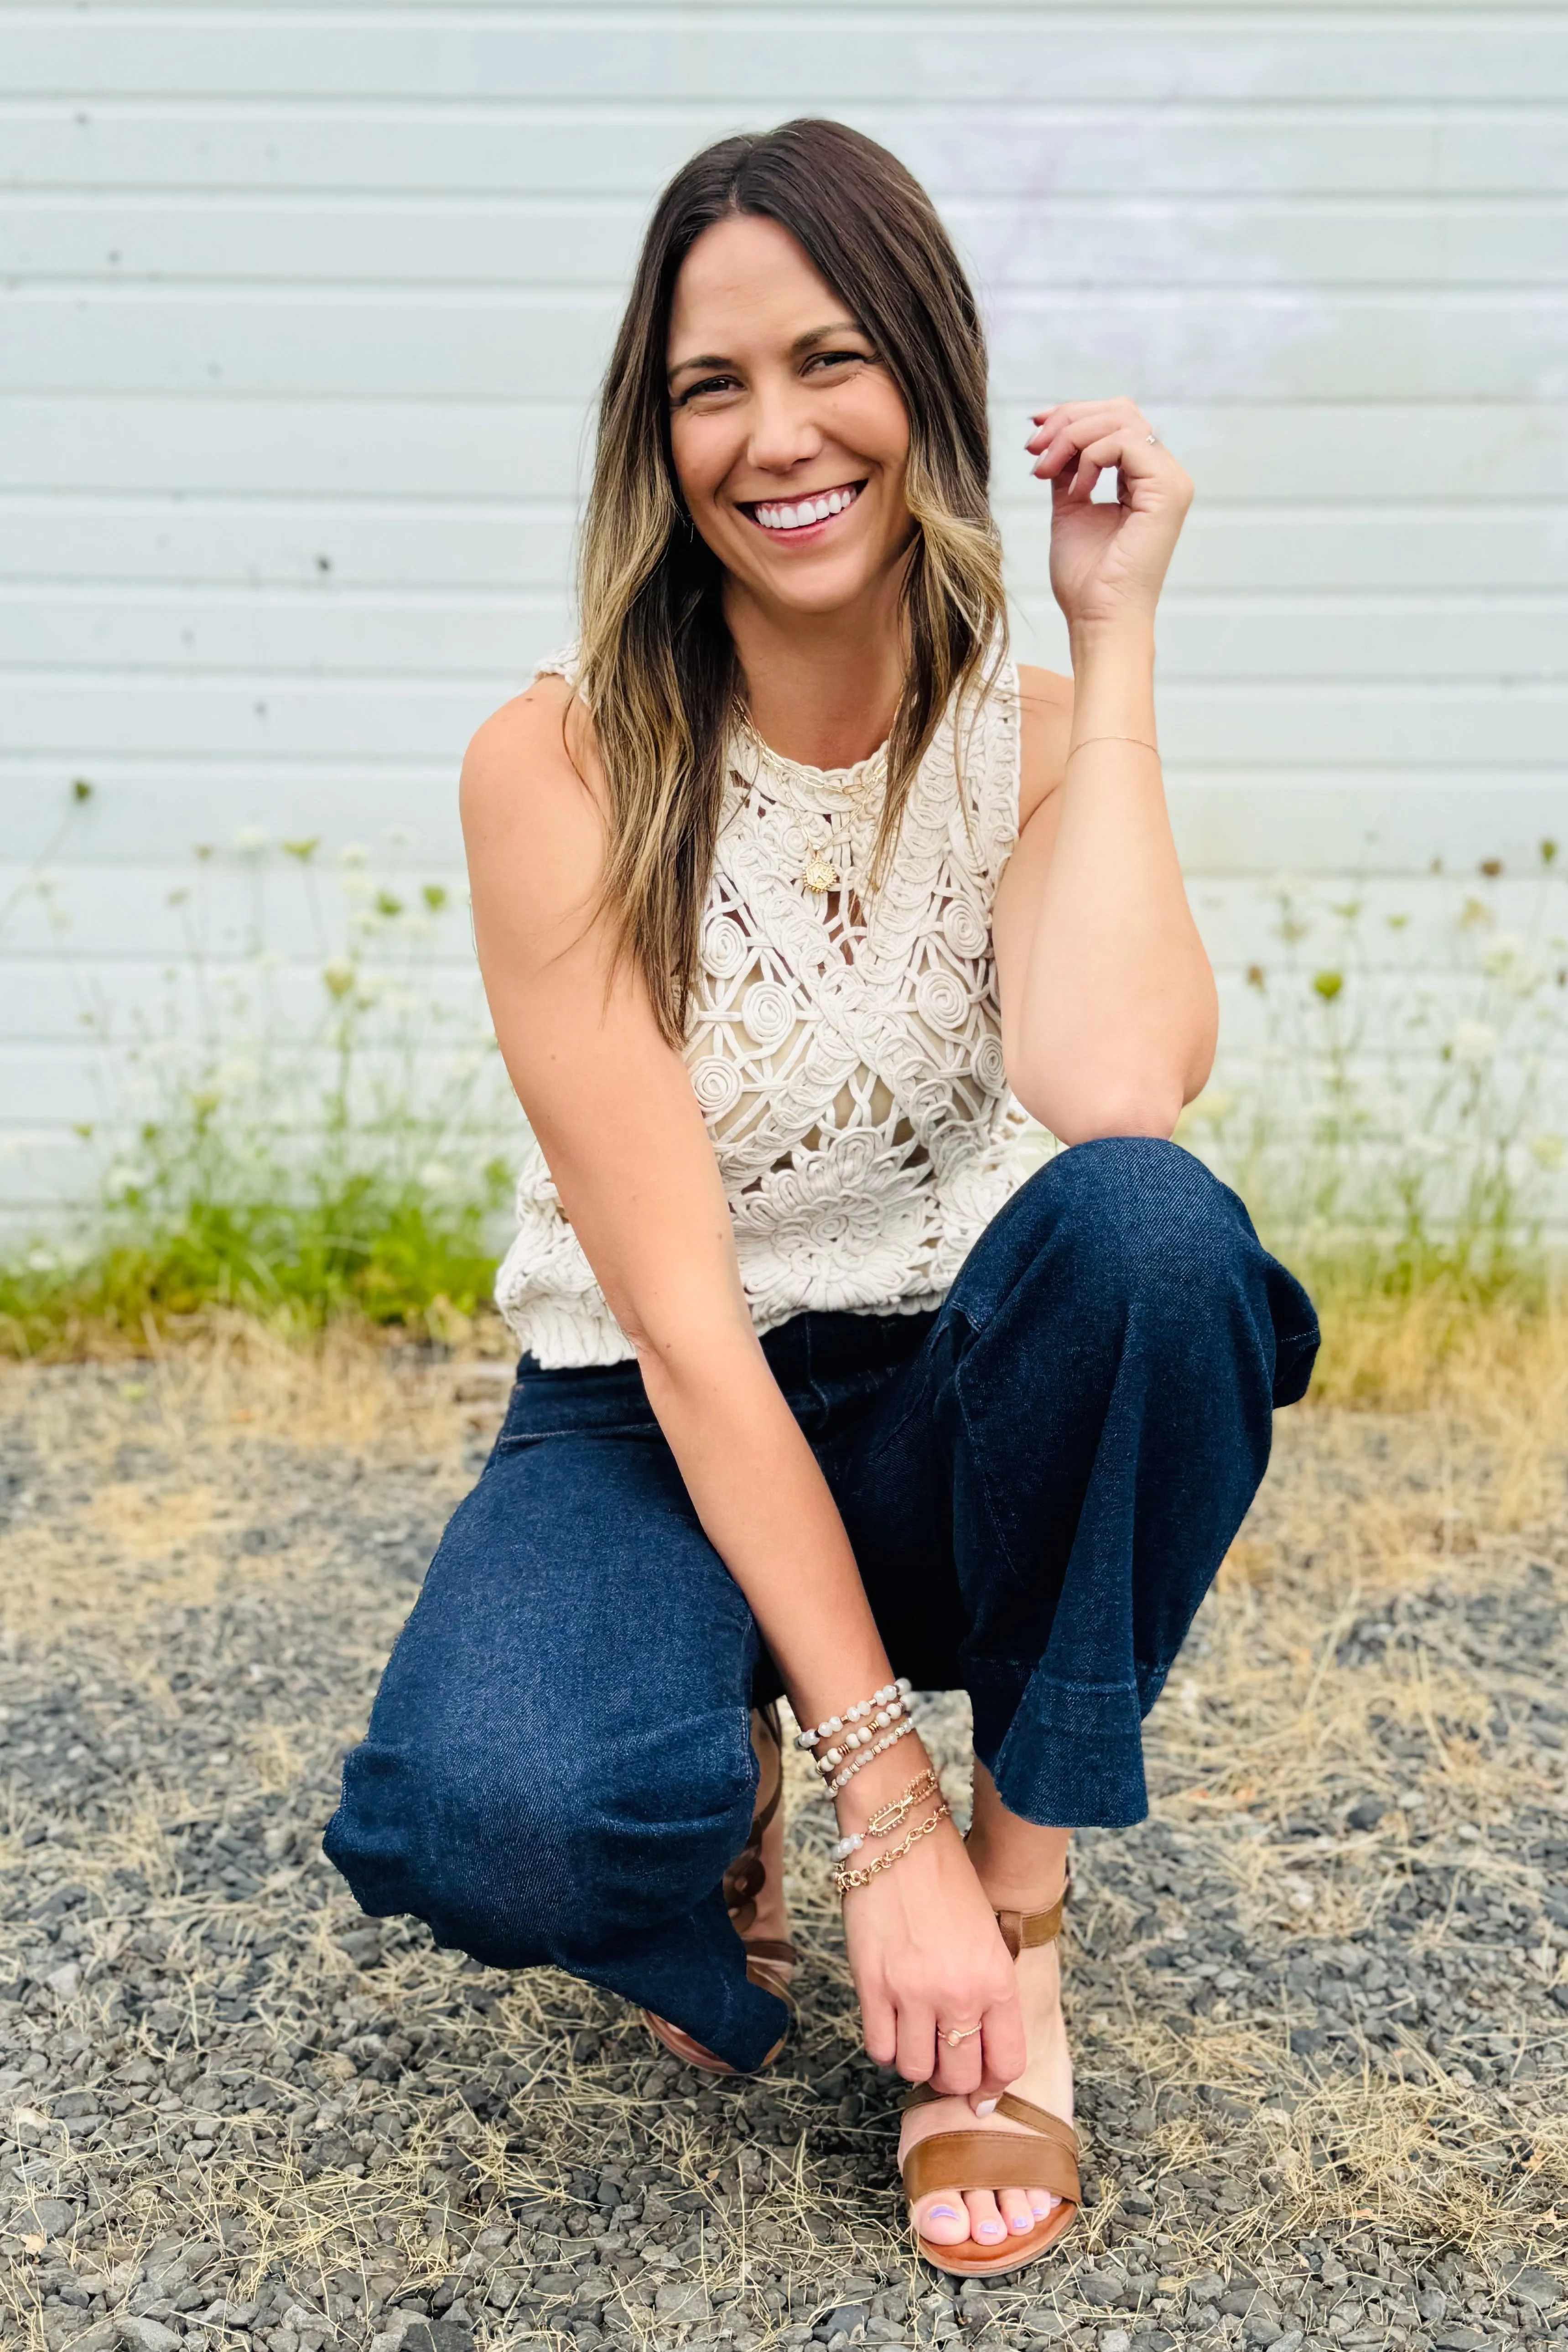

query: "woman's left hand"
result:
(1028, 397), (1193, 639)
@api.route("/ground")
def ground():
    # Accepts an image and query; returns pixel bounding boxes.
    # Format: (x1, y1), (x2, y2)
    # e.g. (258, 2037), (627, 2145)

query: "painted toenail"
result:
(1010, 2215), (1032, 2231)
(974, 2097), (998, 2116)
(929, 2207), (960, 2221)
(979, 2222), (1004, 2238)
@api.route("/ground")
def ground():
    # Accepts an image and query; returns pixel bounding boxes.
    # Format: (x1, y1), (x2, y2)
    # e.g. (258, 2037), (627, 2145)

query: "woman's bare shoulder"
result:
(461, 673), (601, 821)
(459, 675), (609, 944)
(1015, 662), (1073, 828)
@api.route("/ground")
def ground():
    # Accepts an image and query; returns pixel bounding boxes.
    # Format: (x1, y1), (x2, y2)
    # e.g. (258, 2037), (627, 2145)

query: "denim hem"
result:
(984, 1673), (1150, 1829)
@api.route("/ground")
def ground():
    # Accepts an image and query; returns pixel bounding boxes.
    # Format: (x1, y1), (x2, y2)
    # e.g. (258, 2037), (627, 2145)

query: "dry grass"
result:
(1, 1296), (1565, 2347)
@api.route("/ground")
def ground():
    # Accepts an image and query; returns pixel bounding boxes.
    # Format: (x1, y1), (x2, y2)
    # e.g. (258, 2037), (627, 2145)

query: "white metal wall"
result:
(3, 5), (1565, 1219)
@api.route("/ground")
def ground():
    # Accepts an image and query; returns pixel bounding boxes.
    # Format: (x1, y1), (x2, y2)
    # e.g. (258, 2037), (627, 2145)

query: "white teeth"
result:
(753, 484), (858, 531)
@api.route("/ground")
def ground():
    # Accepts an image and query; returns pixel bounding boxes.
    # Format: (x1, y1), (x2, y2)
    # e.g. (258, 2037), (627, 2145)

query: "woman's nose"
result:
(747, 386), (822, 475)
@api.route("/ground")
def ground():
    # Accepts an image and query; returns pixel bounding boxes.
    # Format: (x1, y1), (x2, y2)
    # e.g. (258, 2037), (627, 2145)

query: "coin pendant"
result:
(800, 846), (839, 894)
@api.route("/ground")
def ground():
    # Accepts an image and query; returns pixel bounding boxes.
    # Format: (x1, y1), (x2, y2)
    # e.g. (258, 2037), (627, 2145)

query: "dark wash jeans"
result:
(325, 1137), (1318, 2071)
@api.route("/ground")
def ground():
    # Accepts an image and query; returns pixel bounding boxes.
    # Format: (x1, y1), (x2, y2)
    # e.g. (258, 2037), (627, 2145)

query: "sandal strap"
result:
(900, 2099), (1080, 2208)
(742, 1937), (797, 1966)
(724, 1704), (785, 1934)
(903, 2086), (1077, 2148)
(993, 1890), (1065, 1957)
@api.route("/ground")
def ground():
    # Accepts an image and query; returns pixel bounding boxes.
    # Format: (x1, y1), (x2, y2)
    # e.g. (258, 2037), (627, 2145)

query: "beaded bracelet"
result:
(795, 1677), (912, 1754)
(832, 1802), (950, 1897)
(813, 1693), (916, 1780)
(831, 1769), (940, 1862)
(820, 1711), (919, 1798)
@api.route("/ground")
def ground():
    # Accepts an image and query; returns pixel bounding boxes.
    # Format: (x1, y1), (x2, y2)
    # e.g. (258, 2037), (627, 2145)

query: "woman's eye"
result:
(806, 350), (869, 374)
(676, 374), (739, 404)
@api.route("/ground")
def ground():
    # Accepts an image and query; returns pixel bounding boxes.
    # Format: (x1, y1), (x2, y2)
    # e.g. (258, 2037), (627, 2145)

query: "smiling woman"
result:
(323, 117), (1320, 2280)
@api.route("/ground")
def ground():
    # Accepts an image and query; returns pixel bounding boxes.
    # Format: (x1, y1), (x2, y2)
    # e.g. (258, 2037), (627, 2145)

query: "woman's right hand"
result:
(841, 1808), (1023, 2105)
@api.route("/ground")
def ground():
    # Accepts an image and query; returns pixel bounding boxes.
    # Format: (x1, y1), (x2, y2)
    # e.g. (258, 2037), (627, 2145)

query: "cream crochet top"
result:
(494, 647), (1031, 1367)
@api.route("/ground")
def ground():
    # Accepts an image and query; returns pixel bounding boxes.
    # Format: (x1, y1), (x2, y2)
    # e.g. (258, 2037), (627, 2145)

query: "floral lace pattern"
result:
(494, 649), (1028, 1366)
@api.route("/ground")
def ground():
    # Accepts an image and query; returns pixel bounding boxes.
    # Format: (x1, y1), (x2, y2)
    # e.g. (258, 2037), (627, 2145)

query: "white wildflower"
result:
(231, 825), (268, 855)
(1450, 1020), (1498, 1063)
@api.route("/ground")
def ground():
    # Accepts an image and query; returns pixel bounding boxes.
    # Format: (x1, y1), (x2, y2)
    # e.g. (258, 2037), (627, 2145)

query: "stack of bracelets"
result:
(795, 1679), (950, 1897)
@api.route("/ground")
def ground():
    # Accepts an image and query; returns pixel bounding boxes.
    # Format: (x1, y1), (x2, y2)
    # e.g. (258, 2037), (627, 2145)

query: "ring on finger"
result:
(1147, 431), (1160, 446)
(943, 2023), (983, 2048)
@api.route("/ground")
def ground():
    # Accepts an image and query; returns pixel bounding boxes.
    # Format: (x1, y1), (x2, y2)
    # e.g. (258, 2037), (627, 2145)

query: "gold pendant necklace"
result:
(800, 840), (839, 895)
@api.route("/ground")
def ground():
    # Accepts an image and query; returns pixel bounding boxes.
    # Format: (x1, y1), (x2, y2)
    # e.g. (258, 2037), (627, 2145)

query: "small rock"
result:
(118, 2324), (182, 2352)
(822, 2309), (869, 2339)
(24, 2197), (78, 2237)
(1508, 2268), (1563, 2311)
(654, 2284), (711, 2321)
(1346, 1799), (1385, 1832)
(1099, 2335), (1131, 2352)
(397, 2326), (473, 2352)
(44, 1962), (82, 1998)
(1077, 2274), (1127, 2309)
(1431, 2331), (1493, 2352)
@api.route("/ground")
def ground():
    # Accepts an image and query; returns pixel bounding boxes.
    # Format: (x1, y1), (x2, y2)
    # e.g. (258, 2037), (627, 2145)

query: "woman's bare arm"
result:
(462, 676), (889, 1725)
(992, 400), (1217, 1145)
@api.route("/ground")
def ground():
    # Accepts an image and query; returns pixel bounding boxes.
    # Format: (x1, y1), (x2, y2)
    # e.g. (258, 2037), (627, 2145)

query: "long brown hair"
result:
(576, 117), (1007, 1045)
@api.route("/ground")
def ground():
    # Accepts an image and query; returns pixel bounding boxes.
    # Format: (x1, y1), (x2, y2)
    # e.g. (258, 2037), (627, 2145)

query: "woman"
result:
(326, 118), (1318, 2277)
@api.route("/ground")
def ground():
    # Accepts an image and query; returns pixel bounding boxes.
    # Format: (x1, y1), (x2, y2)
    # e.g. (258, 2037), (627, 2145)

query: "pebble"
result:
(0, 1367), (1564, 2352)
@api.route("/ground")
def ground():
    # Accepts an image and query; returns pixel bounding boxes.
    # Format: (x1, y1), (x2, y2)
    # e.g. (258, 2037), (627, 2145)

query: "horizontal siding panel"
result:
(9, 101), (1568, 198)
(6, 398), (1561, 501)
(3, 494), (1562, 594)
(0, 758), (467, 860)
(6, 674), (1563, 763)
(7, 286), (1566, 400)
(1169, 777), (1568, 872)
(8, 587), (1565, 684)
(9, 194), (1568, 289)
(0, 856), (475, 958)
(0, 949), (490, 1042)
(0, 396), (590, 495)
(6, 15), (1567, 104)
(2, 763), (1560, 876)
(0, 1036), (513, 1127)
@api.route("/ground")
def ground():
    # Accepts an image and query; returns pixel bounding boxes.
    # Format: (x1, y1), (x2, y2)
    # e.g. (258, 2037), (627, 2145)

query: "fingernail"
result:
(974, 2098), (998, 2116)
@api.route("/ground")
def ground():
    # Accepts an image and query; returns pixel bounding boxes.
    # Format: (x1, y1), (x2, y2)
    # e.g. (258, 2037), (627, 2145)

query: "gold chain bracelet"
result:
(1064, 733), (1160, 766)
(832, 1801), (950, 1896)
(865, 1768), (940, 1838)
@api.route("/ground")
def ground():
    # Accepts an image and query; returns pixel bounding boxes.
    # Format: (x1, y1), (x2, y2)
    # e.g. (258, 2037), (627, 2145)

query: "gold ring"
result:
(944, 2024), (983, 2047)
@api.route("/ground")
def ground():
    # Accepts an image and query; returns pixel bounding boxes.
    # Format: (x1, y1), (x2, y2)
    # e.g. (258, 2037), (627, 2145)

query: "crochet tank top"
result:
(493, 647), (1030, 1367)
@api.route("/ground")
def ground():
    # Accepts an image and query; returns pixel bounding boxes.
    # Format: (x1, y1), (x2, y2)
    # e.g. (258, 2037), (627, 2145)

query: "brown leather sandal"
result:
(644, 1703), (796, 2076)
(900, 1885), (1080, 2278)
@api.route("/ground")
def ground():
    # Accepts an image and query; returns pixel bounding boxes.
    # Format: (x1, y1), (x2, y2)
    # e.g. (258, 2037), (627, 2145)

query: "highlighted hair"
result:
(576, 117), (1007, 1045)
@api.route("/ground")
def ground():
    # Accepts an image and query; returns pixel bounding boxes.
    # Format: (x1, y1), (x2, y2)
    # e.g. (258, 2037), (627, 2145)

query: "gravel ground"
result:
(1, 1329), (1565, 2352)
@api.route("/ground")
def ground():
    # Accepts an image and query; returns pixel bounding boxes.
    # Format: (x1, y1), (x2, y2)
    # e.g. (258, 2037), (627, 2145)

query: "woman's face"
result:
(666, 214), (915, 619)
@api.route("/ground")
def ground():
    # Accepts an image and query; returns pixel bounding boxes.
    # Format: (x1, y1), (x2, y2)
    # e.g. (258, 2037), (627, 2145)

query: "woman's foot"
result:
(898, 1877), (1073, 2254)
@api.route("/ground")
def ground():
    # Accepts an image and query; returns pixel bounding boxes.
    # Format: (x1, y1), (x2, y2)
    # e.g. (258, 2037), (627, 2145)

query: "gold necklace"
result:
(800, 835), (839, 896)
(742, 722), (880, 897)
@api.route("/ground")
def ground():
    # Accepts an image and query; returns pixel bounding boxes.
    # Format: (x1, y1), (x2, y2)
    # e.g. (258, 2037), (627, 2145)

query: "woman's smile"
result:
(740, 478), (866, 543)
